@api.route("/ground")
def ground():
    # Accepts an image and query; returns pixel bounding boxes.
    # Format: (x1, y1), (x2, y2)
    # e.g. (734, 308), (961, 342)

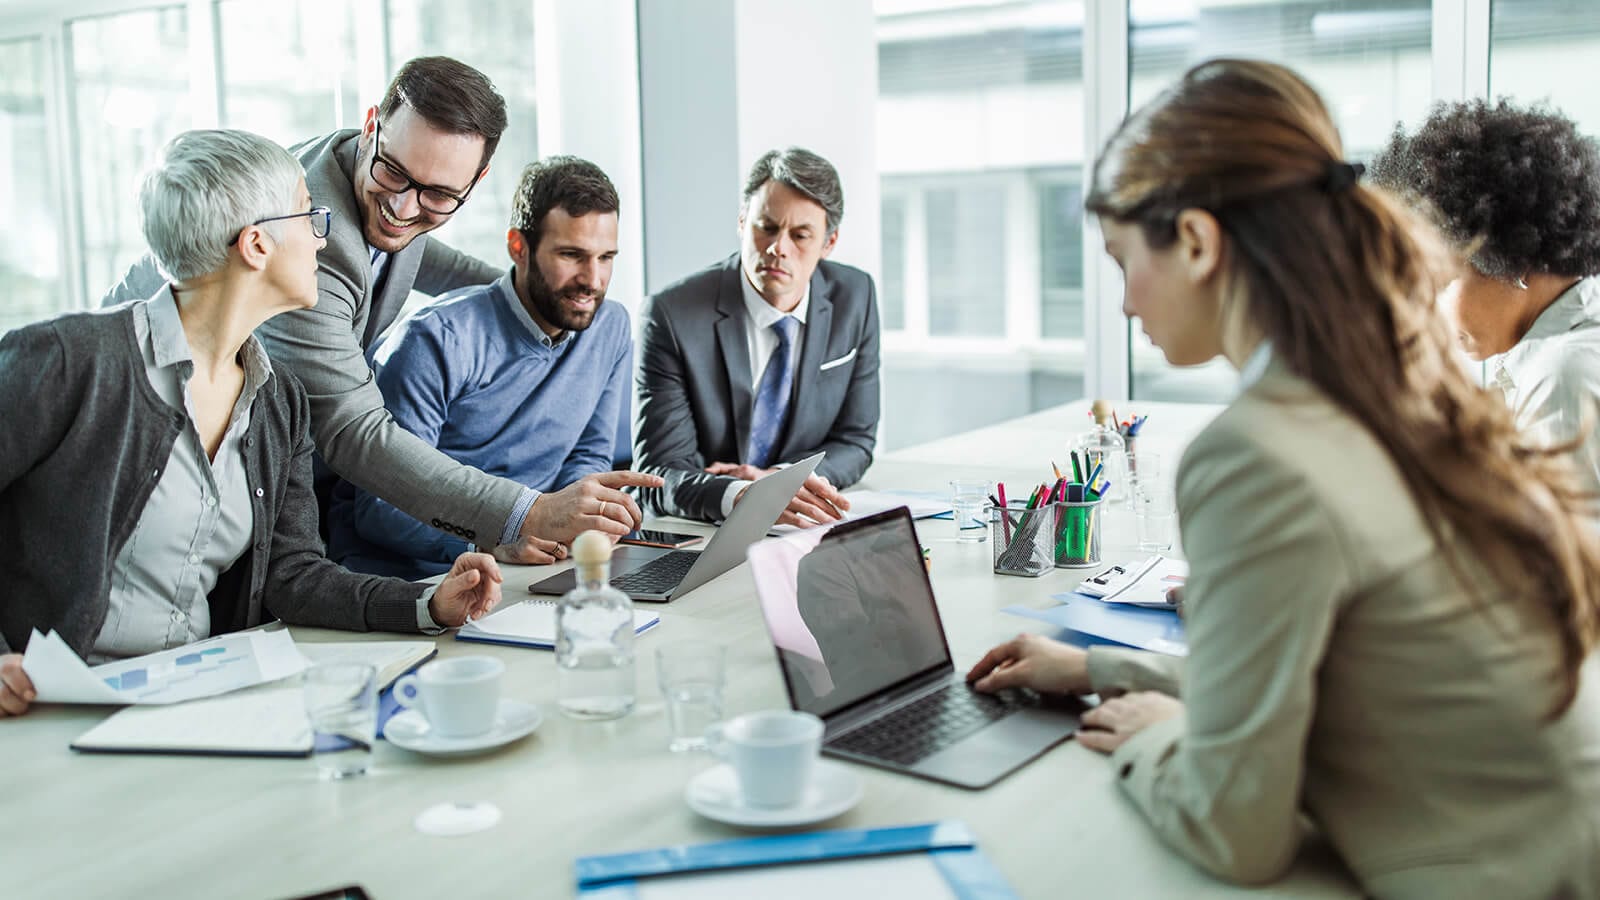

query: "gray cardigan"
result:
(0, 305), (428, 657)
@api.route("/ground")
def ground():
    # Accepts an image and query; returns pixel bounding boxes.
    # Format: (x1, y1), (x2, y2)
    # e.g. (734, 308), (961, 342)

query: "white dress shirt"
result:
(719, 272), (813, 516)
(1490, 276), (1600, 498)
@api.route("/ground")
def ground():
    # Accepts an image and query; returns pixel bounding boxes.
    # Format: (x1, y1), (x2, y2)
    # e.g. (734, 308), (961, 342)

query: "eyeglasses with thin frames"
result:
(367, 118), (481, 215)
(228, 207), (333, 246)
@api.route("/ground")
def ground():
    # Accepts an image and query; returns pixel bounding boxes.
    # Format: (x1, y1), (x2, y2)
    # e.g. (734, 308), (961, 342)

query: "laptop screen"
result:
(747, 508), (953, 719)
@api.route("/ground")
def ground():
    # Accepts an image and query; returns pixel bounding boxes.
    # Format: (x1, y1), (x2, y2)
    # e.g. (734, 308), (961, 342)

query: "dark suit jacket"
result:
(101, 130), (514, 544)
(634, 254), (881, 521)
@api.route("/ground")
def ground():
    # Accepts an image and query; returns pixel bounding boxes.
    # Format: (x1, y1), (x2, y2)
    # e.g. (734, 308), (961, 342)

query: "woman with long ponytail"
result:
(968, 59), (1600, 897)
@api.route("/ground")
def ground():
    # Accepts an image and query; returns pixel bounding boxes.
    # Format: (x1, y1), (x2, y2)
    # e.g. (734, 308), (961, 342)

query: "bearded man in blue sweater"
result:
(327, 157), (632, 578)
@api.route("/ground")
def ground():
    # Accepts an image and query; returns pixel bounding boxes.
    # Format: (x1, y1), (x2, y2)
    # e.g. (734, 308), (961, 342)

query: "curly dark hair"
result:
(510, 156), (619, 253)
(1367, 99), (1600, 280)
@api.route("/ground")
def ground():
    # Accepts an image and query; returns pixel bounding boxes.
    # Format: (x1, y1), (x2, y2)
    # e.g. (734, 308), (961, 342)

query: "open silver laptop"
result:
(747, 506), (1082, 789)
(529, 453), (823, 603)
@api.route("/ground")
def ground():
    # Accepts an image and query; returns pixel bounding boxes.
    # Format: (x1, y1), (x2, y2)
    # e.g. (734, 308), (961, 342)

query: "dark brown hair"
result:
(510, 156), (619, 252)
(1087, 59), (1600, 716)
(379, 56), (508, 170)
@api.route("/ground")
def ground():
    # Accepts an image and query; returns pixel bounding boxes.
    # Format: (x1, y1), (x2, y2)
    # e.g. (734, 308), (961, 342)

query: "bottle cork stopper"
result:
(1091, 398), (1115, 426)
(572, 530), (613, 566)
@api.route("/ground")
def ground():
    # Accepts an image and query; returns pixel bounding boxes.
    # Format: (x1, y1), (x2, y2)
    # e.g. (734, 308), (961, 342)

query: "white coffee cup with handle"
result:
(393, 656), (505, 738)
(703, 710), (824, 808)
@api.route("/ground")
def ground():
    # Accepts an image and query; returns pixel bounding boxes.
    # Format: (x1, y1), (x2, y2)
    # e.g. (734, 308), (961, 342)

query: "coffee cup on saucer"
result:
(703, 710), (823, 808)
(394, 656), (505, 739)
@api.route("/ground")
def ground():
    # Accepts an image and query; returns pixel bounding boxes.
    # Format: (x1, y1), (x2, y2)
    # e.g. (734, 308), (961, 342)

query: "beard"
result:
(524, 265), (600, 334)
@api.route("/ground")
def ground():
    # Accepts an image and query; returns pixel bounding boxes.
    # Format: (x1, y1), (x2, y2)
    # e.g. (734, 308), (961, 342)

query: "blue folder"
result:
(1003, 592), (1187, 655)
(574, 821), (1017, 898)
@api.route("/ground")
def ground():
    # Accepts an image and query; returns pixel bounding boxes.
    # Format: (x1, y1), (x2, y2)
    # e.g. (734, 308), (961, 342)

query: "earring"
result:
(1515, 275), (1530, 290)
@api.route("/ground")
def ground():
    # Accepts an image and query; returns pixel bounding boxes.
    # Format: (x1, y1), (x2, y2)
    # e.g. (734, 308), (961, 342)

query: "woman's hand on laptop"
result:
(713, 462), (850, 528)
(429, 552), (505, 627)
(967, 634), (1092, 696)
(0, 653), (36, 718)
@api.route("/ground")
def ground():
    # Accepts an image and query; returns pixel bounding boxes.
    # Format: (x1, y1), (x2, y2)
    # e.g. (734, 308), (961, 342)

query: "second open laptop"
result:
(746, 506), (1082, 789)
(528, 453), (824, 603)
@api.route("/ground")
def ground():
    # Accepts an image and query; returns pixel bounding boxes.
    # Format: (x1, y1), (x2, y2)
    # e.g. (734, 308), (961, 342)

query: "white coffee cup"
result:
(704, 710), (823, 808)
(393, 656), (505, 738)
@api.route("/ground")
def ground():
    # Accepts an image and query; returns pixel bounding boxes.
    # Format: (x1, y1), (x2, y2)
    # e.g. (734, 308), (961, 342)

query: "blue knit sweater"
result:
(327, 273), (632, 578)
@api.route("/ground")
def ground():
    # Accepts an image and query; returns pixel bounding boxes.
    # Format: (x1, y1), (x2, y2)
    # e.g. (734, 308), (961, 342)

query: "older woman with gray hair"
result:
(0, 129), (504, 716)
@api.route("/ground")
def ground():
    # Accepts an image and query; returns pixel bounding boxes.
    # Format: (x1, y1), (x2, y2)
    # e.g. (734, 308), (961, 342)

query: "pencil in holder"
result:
(1052, 497), (1105, 568)
(991, 504), (1054, 577)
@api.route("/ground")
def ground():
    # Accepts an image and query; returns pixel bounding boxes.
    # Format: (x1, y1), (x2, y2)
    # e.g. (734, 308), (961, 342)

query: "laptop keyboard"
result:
(830, 683), (1028, 767)
(609, 550), (699, 595)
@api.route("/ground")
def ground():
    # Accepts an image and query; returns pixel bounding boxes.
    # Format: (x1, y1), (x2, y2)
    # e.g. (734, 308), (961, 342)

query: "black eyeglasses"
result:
(229, 207), (333, 245)
(368, 119), (480, 215)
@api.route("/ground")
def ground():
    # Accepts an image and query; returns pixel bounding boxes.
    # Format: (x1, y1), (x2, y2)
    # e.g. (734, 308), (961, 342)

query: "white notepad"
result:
(456, 599), (660, 650)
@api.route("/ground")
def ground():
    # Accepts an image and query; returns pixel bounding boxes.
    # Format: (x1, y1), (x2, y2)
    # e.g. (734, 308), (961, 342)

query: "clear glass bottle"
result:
(556, 531), (636, 720)
(1073, 399), (1128, 505)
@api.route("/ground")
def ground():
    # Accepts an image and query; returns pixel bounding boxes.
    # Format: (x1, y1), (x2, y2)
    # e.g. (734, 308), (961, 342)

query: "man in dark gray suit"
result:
(635, 148), (880, 526)
(103, 57), (657, 562)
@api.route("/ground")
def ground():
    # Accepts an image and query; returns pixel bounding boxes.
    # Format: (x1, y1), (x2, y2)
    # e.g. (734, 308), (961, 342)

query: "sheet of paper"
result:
(298, 640), (434, 689)
(24, 629), (308, 706)
(770, 490), (952, 535)
(460, 599), (657, 643)
(71, 682), (312, 755)
(1076, 555), (1188, 607)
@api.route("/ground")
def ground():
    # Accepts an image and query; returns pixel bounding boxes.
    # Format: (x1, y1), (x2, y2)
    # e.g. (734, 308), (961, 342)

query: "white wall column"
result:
(1082, 0), (1130, 402)
(531, 0), (646, 311)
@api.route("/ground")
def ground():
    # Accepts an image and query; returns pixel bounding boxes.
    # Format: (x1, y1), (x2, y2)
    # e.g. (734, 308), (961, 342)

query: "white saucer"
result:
(686, 761), (862, 827)
(384, 700), (542, 757)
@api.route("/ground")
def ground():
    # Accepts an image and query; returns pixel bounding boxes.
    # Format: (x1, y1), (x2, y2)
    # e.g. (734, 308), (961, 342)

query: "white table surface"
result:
(1, 399), (1361, 899)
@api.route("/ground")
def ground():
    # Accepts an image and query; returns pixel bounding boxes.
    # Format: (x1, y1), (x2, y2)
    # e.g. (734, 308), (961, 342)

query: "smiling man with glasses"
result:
(105, 56), (659, 567)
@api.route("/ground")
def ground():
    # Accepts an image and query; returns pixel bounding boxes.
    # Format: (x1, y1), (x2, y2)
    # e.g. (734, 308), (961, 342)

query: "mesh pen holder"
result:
(1052, 497), (1105, 568)
(991, 504), (1055, 577)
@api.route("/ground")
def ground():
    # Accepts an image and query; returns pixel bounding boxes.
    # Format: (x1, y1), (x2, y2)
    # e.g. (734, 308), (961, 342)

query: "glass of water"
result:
(1134, 485), (1177, 552)
(950, 479), (993, 543)
(303, 662), (378, 779)
(656, 641), (726, 753)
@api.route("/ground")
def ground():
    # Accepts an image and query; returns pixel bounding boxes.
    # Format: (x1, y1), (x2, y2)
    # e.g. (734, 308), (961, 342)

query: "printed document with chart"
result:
(20, 628), (307, 705)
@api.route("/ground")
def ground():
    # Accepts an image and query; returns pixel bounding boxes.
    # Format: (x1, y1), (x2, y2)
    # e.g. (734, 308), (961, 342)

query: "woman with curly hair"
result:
(1369, 99), (1600, 494)
(968, 60), (1600, 896)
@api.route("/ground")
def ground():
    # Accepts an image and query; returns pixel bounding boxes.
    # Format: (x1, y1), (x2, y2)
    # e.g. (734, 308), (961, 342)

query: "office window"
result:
(70, 6), (191, 302)
(0, 38), (60, 332)
(217, 0), (361, 149)
(1126, 0), (1434, 402)
(1490, 0), (1600, 136)
(880, 193), (907, 331)
(1039, 173), (1084, 339)
(876, 0), (1087, 449)
(927, 183), (1007, 338)
(387, 0), (538, 269)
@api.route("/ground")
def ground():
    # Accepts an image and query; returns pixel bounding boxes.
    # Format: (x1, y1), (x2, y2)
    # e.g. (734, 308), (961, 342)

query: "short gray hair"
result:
(140, 129), (304, 282)
(741, 147), (844, 237)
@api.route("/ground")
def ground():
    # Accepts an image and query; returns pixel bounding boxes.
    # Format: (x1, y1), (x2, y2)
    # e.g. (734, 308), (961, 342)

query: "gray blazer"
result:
(101, 130), (514, 544)
(634, 254), (881, 521)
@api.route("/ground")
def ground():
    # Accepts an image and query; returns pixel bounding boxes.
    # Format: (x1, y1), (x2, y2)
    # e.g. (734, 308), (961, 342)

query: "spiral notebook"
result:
(456, 599), (660, 650)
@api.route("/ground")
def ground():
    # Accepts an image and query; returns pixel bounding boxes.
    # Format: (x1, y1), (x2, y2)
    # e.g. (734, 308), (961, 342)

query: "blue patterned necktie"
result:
(747, 316), (800, 469)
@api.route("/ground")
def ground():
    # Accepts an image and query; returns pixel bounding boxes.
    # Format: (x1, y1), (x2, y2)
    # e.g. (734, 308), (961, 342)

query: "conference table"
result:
(2, 401), (1361, 899)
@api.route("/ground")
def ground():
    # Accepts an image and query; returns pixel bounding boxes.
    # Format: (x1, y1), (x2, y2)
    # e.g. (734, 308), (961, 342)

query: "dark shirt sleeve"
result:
(257, 383), (429, 634)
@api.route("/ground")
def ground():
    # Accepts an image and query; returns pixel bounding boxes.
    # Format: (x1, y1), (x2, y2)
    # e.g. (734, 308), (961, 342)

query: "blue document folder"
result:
(575, 821), (1017, 898)
(1003, 593), (1187, 655)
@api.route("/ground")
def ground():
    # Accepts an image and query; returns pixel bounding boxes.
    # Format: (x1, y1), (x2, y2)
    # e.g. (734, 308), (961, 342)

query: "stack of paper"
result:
(70, 640), (435, 757)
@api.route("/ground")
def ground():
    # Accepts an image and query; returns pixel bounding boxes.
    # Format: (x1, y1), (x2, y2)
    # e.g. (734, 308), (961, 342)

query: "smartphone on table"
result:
(618, 529), (704, 549)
